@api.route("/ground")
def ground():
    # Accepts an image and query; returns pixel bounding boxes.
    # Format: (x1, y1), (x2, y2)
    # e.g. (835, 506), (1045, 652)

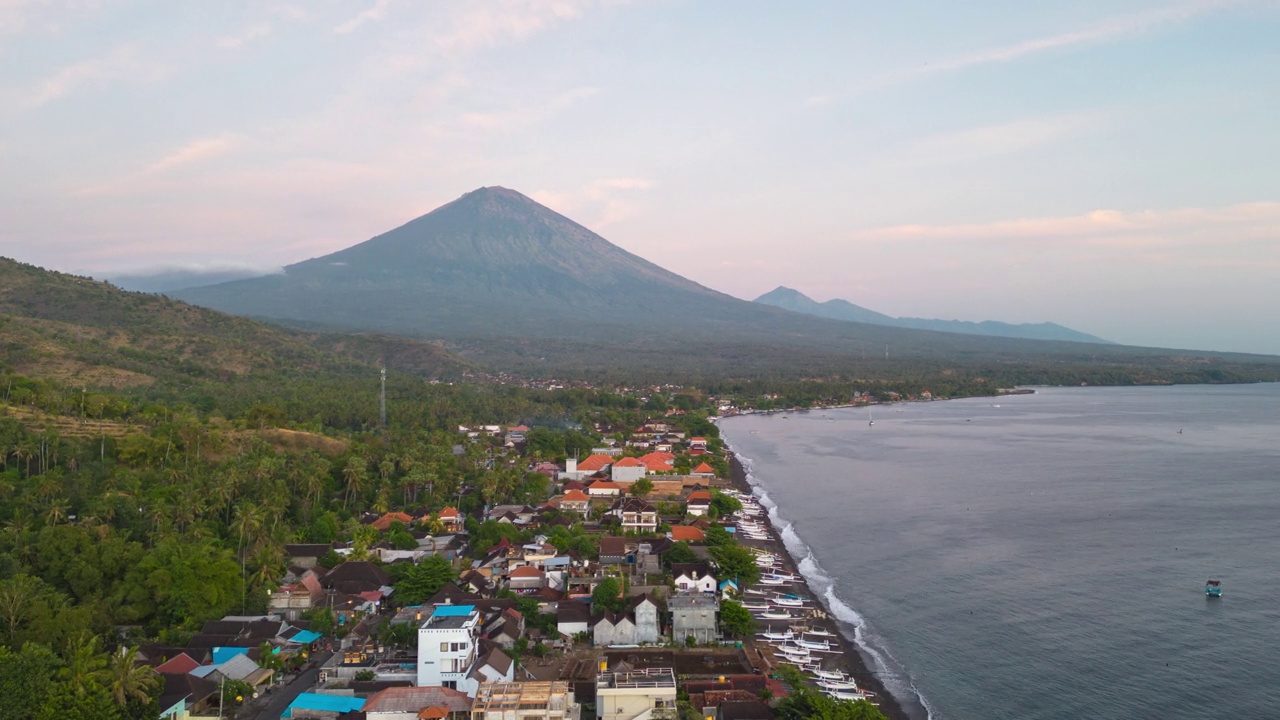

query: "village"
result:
(147, 417), (887, 720)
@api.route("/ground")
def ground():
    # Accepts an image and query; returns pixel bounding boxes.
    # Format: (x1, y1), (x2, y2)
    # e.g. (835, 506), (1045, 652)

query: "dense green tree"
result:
(709, 544), (761, 587)
(391, 556), (457, 606)
(0, 643), (59, 720)
(718, 600), (755, 638)
(708, 491), (742, 518)
(117, 539), (243, 629)
(662, 541), (698, 568)
(773, 665), (887, 720)
(704, 525), (733, 547)
(592, 577), (623, 613)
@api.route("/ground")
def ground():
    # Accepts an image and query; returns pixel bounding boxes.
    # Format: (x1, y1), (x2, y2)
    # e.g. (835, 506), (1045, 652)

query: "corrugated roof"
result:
(284, 693), (365, 716)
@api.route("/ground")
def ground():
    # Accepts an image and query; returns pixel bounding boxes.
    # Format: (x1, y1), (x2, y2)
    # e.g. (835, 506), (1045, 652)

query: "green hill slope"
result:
(0, 257), (469, 389)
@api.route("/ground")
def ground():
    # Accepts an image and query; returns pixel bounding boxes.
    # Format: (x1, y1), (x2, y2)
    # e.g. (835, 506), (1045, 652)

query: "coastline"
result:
(726, 451), (921, 720)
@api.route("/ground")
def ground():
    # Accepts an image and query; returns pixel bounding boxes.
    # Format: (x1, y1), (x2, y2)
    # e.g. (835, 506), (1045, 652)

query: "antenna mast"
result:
(379, 368), (387, 429)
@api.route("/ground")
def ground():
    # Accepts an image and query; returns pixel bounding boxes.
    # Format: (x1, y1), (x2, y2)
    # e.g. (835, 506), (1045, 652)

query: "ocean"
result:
(719, 384), (1280, 720)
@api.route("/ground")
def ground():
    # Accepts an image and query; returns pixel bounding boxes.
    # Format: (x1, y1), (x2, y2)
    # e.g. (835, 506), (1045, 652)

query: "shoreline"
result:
(726, 452), (921, 720)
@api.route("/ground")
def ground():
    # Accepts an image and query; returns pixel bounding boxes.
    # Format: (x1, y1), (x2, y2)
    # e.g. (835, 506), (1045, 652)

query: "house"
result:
(372, 511), (415, 532)
(322, 561), (392, 596)
(363, 685), (472, 719)
(609, 497), (658, 533)
(556, 489), (590, 515)
(576, 454), (614, 474)
(439, 507), (464, 533)
(556, 603), (591, 639)
(508, 565), (546, 592)
(468, 647), (515, 688)
(417, 604), (482, 694)
(595, 668), (678, 720)
(610, 457), (647, 483)
(284, 544), (333, 569)
(689, 437), (709, 455)
(685, 491), (712, 517)
(506, 425), (530, 444)
(158, 673), (219, 720)
(629, 594), (662, 644)
(591, 612), (635, 647)
(283, 693), (366, 718)
(597, 537), (631, 565)
(471, 681), (578, 720)
(669, 525), (705, 543)
(587, 480), (622, 497)
(691, 462), (716, 478)
(718, 579), (740, 599)
(671, 593), (719, 644)
(671, 562), (717, 594)
(638, 453), (675, 474)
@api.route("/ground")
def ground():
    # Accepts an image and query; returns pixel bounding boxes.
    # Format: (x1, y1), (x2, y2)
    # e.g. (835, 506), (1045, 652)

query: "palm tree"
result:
(342, 455), (367, 509)
(60, 632), (109, 696)
(107, 646), (158, 708)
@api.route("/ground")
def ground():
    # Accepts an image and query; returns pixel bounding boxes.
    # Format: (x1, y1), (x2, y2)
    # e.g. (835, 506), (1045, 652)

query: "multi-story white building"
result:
(417, 604), (481, 693)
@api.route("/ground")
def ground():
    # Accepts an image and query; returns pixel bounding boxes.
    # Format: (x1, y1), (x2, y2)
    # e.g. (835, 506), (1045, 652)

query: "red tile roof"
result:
(670, 526), (705, 542)
(690, 437), (707, 443)
(154, 653), (201, 675)
(509, 566), (544, 578)
(562, 489), (589, 501)
(438, 506), (460, 518)
(589, 480), (622, 490)
(577, 454), (614, 472)
(372, 511), (414, 532)
(687, 491), (712, 503)
(693, 462), (716, 474)
(614, 457), (644, 467)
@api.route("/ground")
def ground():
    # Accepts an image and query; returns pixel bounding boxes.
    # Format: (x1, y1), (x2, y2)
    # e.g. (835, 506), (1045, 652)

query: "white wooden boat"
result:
(759, 610), (797, 620)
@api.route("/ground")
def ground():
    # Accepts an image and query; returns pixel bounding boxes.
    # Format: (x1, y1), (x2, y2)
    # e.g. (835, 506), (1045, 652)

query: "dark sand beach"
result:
(727, 453), (914, 720)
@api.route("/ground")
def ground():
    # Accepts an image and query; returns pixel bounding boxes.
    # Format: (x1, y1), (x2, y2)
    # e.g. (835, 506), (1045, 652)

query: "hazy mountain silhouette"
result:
(171, 187), (1275, 379)
(755, 286), (1111, 344)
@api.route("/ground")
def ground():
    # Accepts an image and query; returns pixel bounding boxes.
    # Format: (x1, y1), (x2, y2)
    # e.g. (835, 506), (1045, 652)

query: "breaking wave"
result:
(729, 441), (936, 720)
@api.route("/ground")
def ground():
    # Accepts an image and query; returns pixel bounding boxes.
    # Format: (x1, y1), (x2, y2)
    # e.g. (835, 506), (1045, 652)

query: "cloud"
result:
(435, 0), (621, 54)
(143, 134), (239, 175)
(450, 85), (599, 134)
(857, 201), (1280, 253)
(216, 22), (272, 49)
(23, 45), (163, 108)
(333, 0), (391, 35)
(919, 1), (1235, 77)
(809, 1), (1239, 105)
(903, 111), (1111, 164)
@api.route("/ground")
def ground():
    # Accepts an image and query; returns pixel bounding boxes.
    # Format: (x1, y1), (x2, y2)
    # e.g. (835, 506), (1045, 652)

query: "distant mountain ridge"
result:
(754, 286), (1112, 344)
(169, 187), (1278, 382)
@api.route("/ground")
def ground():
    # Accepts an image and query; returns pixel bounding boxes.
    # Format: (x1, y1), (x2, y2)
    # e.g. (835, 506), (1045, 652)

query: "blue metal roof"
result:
(288, 629), (322, 644)
(284, 693), (365, 717)
(432, 604), (476, 617)
(211, 647), (250, 665)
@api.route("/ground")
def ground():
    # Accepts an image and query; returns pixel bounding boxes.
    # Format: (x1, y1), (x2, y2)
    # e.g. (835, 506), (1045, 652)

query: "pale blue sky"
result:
(1, 1), (1277, 354)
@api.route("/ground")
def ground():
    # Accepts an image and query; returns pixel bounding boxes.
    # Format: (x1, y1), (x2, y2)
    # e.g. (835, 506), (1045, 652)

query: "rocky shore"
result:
(727, 452), (916, 720)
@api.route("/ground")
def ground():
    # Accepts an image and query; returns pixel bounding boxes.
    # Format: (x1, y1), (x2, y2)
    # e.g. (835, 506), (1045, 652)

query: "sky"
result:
(1, 1), (1278, 355)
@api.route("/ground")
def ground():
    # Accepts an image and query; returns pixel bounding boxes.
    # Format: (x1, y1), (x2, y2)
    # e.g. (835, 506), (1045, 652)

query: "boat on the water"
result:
(1206, 579), (1223, 597)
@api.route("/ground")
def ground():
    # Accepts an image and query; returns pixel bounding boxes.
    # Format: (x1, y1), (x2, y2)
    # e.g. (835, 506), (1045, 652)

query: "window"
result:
(440, 642), (449, 652)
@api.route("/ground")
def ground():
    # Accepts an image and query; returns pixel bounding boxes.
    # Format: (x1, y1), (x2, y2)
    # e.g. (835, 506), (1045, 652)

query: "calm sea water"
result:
(720, 384), (1280, 720)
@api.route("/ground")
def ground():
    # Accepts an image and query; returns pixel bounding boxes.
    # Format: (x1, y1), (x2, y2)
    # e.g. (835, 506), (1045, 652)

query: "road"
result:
(237, 651), (333, 720)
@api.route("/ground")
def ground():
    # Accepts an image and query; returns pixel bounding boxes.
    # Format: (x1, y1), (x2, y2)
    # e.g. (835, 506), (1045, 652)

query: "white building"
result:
(595, 668), (677, 720)
(417, 604), (481, 694)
